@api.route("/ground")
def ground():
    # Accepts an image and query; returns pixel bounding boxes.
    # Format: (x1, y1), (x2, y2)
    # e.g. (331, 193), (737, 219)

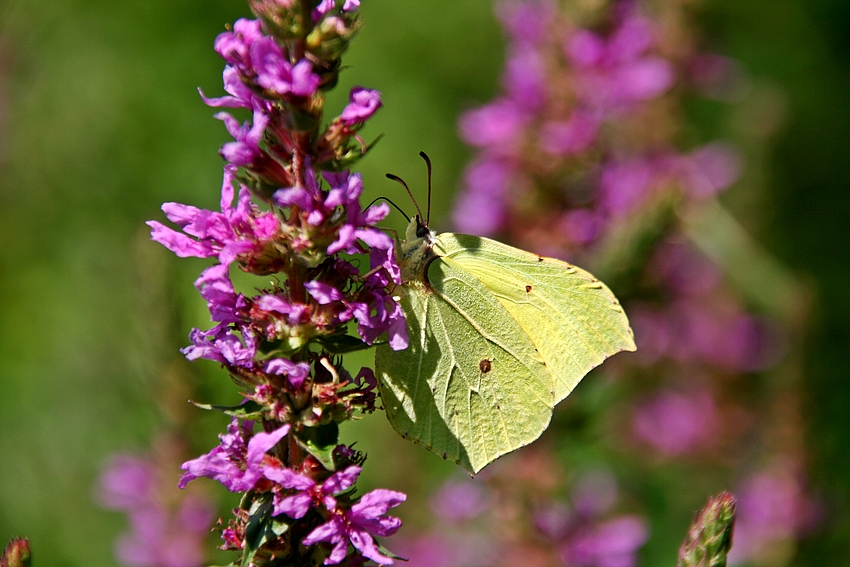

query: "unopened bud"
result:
(677, 492), (737, 567)
(1, 538), (31, 567)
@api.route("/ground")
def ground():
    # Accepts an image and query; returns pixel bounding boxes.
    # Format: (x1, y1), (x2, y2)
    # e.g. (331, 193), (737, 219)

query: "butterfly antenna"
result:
(385, 173), (424, 221)
(419, 151), (432, 226)
(366, 196), (410, 222)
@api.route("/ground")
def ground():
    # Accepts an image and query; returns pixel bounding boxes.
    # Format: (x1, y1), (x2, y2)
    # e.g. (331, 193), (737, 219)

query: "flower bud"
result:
(677, 492), (737, 567)
(250, 0), (307, 41)
(0, 538), (31, 567)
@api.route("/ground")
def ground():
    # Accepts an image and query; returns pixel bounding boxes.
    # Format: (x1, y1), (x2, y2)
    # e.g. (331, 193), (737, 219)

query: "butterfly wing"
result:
(434, 233), (636, 403)
(375, 254), (555, 474)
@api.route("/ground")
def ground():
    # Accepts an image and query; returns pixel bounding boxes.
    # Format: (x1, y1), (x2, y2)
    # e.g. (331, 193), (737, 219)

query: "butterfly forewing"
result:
(434, 233), (636, 403)
(375, 255), (554, 474)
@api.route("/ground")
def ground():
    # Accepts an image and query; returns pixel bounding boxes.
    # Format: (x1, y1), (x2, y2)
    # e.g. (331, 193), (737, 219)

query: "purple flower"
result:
(303, 488), (406, 565)
(217, 109), (269, 167)
(340, 87), (382, 125)
(264, 357), (311, 389)
(182, 323), (258, 368)
(147, 166), (279, 267)
(193, 264), (243, 324)
(252, 37), (320, 97)
(314, 0), (337, 18)
(265, 465), (362, 519)
(214, 19), (264, 69)
(178, 420), (290, 492)
(200, 66), (264, 110)
(561, 516), (649, 567)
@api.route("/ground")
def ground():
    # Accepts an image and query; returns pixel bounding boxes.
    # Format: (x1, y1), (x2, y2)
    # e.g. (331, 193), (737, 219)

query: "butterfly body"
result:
(375, 216), (635, 473)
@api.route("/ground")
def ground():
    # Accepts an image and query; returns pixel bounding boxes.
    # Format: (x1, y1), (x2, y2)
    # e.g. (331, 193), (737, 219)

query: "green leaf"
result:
(190, 400), (264, 420)
(315, 332), (371, 354)
(295, 422), (340, 470)
(241, 497), (274, 567)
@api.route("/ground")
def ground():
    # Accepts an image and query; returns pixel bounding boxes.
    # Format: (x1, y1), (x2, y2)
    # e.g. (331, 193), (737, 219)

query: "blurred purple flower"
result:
(561, 516), (649, 567)
(458, 99), (528, 150)
(728, 466), (820, 565)
(632, 388), (719, 456)
(97, 454), (216, 567)
(97, 454), (156, 511)
(534, 502), (574, 540)
(540, 110), (599, 156)
(452, 158), (513, 236)
(682, 143), (742, 197)
(600, 159), (655, 216)
(572, 469), (620, 518)
(502, 46), (547, 109)
(495, 0), (553, 45)
(430, 479), (491, 522)
(115, 495), (216, 567)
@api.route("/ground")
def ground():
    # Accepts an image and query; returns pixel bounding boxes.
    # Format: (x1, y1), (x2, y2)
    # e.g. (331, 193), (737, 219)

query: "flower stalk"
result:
(147, 1), (407, 564)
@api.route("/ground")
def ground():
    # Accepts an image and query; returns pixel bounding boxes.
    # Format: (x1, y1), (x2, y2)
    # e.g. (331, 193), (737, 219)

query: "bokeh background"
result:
(0, 0), (848, 565)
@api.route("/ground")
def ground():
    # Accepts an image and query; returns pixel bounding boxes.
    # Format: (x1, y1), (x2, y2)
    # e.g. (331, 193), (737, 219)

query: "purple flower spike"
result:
(340, 87), (383, 125)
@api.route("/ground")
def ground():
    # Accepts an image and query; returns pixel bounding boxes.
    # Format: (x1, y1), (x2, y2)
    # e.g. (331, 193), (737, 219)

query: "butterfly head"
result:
(399, 214), (436, 284)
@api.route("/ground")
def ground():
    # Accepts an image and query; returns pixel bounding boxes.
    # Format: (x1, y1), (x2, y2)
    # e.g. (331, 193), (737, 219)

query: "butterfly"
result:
(374, 154), (635, 473)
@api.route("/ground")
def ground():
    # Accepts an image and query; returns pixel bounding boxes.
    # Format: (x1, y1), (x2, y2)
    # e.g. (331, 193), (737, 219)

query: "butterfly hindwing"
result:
(434, 233), (636, 403)
(375, 254), (554, 473)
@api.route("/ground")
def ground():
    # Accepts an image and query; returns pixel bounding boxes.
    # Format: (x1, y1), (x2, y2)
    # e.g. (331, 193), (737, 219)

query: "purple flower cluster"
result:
(179, 419), (404, 565)
(397, 459), (648, 567)
(97, 453), (216, 567)
(146, 3), (407, 564)
(727, 463), (820, 566)
(450, 0), (817, 564)
(453, 1), (741, 254)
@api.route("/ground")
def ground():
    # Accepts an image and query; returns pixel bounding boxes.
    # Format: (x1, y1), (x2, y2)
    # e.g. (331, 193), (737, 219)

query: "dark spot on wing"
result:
(442, 452), (448, 460)
(537, 256), (544, 262)
(525, 285), (532, 293)
(479, 359), (492, 373)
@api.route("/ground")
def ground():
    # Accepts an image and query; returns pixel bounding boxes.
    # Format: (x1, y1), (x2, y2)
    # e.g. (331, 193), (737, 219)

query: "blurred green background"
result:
(0, 0), (848, 565)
